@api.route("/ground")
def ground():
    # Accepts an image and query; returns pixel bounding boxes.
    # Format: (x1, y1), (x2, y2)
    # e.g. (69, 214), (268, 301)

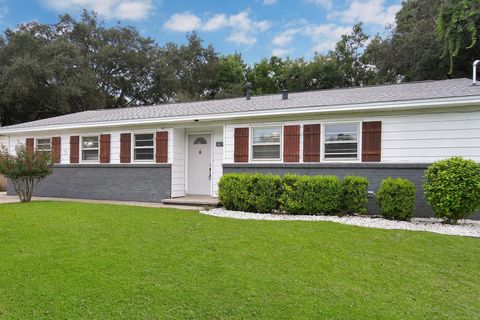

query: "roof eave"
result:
(1, 96), (480, 135)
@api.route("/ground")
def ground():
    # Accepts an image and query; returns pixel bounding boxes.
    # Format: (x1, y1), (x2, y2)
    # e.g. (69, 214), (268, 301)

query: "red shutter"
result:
(284, 125), (300, 162)
(234, 128), (249, 162)
(120, 133), (131, 163)
(362, 121), (382, 162)
(26, 138), (34, 153)
(100, 134), (111, 163)
(70, 136), (79, 163)
(51, 137), (61, 164)
(156, 131), (168, 163)
(303, 124), (321, 162)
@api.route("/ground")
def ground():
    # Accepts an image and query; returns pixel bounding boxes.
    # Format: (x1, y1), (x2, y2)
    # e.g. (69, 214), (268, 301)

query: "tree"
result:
(213, 53), (246, 98)
(252, 56), (286, 94)
(329, 23), (375, 86)
(156, 33), (219, 102)
(437, 0), (480, 73)
(0, 144), (53, 202)
(365, 0), (480, 82)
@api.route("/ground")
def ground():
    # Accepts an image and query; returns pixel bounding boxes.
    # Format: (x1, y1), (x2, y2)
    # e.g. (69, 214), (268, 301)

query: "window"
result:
(134, 133), (154, 161)
(81, 136), (99, 161)
(193, 137), (207, 145)
(36, 138), (51, 155)
(251, 126), (281, 160)
(324, 123), (359, 159)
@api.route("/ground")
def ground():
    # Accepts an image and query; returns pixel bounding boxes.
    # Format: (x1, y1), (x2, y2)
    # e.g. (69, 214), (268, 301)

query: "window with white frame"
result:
(324, 123), (359, 159)
(251, 126), (281, 160)
(133, 133), (155, 161)
(36, 138), (51, 155)
(81, 136), (99, 161)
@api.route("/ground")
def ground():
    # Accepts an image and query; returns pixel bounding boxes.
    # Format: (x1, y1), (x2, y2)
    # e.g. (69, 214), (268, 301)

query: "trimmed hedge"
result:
(424, 157), (480, 223)
(376, 177), (416, 221)
(342, 175), (369, 214)
(280, 174), (342, 215)
(218, 173), (282, 213)
(218, 173), (371, 216)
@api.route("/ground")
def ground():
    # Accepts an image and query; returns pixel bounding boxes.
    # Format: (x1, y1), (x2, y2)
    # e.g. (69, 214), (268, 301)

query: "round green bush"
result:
(424, 157), (480, 223)
(376, 177), (416, 221)
(342, 175), (369, 214)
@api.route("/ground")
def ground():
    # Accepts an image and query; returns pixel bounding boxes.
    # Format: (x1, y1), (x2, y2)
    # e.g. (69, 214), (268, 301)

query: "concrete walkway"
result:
(0, 192), (204, 211)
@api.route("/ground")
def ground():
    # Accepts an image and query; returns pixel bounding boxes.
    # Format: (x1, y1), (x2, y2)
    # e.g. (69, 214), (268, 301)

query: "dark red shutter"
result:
(70, 136), (79, 163)
(303, 124), (321, 162)
(234, 128), (249, 162)
(284, 125), (300, 162)
(120, 133), (131, 163)
(26, 138), (34, 153)
(362, 121), (382, 162)
(51, 137), (61, 164)
(156, 131), (168, 163)
(100, 134), (111, 163)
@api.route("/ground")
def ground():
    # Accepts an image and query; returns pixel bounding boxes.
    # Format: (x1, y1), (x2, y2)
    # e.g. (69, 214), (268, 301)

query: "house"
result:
(1, 78), (480, 216)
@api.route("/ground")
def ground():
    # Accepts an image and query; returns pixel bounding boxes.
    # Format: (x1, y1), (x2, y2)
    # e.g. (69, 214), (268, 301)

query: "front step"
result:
(162, 196), (219, 207)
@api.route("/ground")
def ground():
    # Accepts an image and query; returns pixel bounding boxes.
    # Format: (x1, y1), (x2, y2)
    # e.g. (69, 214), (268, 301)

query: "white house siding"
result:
(6, 127), (174, 165)
(171, 128), (186, 197)
(224, 109), (480, 164)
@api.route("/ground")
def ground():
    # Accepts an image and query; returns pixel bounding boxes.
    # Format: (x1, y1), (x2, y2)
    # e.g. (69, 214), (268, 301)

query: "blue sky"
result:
(0, 0), (402, 64)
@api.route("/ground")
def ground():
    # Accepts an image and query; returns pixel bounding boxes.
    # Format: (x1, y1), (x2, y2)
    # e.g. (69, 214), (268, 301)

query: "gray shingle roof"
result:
(2, 78), (480, 132)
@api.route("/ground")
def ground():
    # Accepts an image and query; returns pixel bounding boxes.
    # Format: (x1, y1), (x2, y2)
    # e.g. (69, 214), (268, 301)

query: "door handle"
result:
(208, 166), (212, 180)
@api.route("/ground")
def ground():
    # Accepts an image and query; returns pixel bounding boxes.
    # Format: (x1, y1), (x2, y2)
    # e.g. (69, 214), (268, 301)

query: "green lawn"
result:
(0, 202), (478, 319)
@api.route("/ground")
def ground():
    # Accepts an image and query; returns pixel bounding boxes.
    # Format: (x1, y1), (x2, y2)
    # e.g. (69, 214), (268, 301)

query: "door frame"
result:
(185, 131), (214, 196)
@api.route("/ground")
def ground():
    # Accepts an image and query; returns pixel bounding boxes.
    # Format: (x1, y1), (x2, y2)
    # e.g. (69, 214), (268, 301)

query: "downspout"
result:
(473, 60), (480, 85)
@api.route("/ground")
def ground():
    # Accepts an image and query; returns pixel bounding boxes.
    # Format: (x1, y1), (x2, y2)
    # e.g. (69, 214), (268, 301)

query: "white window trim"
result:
(35, 137), (52, 153)
(321, 121), (361, 162)
(80, 135), (100, 163)
(249, 125), (283, 162)
(132, 132), (156, 163)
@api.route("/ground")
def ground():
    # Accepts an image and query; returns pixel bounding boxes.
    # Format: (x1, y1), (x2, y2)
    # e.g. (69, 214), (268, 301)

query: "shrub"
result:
(424, 157), (480, 223)
(0, 144), (53, 202)
(342, 175), (369, 214)
(280, 174), (342, 215)
(376, 177), (416, 221)
(218, 173), (282, 213)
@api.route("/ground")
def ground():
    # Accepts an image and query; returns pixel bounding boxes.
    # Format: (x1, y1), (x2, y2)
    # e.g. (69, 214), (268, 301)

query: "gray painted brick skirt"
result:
(7, 164), (172, 203)
(223, 163), (435, 217)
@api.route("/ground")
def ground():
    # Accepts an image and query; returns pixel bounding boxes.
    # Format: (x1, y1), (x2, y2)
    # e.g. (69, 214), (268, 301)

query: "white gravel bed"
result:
(200, 208), (480, 238)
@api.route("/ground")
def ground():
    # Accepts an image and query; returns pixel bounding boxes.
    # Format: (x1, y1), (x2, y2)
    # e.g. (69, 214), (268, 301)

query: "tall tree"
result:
(437, 0), (480, 73)
(213, 53), (246, 98)
(329, 23), (375, 86)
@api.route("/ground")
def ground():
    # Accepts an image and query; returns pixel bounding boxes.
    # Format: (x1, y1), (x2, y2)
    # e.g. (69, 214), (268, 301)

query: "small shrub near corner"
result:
(342, 175), (369, 214)
(376, 177), (416, 221)
(280, 174), (342, 215)
(424, 157), (480, 224)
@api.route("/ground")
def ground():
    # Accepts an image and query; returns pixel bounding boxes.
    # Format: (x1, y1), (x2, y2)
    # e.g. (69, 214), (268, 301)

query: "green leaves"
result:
(376, 178), (416, 221)
(424, 156), (480, 223)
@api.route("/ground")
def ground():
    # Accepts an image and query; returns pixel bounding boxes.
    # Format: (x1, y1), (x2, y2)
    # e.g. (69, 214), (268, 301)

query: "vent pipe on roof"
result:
(245, 82), (252, 100)
(282, 89), (289, 100)
(473, 60), (480, 85)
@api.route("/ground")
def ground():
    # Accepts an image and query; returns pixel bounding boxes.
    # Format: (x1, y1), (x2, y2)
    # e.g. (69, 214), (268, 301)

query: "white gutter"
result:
(1, 95), (480, 134)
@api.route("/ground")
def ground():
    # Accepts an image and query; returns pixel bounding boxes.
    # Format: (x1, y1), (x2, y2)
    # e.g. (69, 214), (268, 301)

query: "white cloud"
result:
(271, 48), (290, 57)
(329, 0), (401, 26)
(43, 0), (152, 21)
(164, 10), (271, 46)
(164, 13), (202, 32)
(305, 0), (332, 10)
(263, 0), (278, 5)
(271, 23), (350, 55)
(0, 0), (7, 23)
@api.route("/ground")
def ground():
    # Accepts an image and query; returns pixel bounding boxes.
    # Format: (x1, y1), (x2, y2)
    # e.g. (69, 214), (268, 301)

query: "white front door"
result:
(188, 134), (212, 195)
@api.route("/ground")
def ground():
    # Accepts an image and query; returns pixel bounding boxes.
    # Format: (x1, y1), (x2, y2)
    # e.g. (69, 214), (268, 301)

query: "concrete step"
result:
(162, 196), (219, 207)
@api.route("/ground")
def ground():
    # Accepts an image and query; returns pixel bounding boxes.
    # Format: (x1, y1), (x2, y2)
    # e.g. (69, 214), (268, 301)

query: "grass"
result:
(0, 202), (479, 319)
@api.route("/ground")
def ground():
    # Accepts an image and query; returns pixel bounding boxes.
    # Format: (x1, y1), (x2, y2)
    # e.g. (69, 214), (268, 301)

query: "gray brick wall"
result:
(223, 163), (435, 218)
(7, 164), (171, 203)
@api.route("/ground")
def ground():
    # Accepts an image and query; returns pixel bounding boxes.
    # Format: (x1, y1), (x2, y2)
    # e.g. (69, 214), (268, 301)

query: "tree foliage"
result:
(437, 0), (480, 73)
(0, 144), (53, 202)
